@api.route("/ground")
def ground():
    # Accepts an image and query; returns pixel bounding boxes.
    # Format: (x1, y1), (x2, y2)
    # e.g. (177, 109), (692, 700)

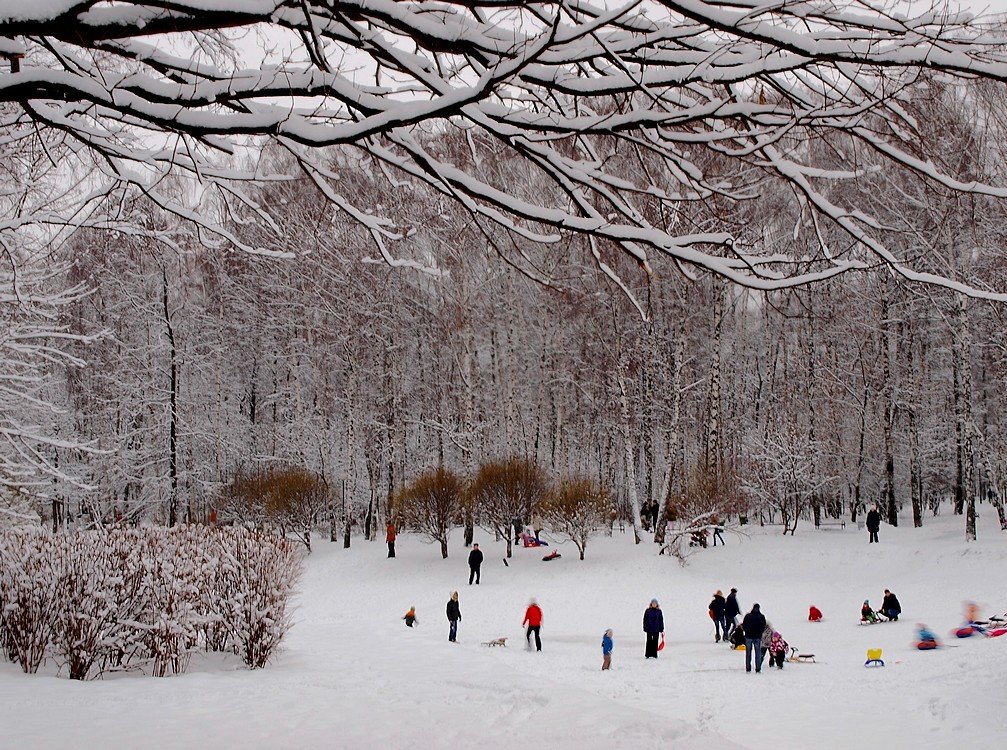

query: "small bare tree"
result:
(392, 468), (462, 559)
(220, 466), (328, 551)
(662, 462), (746, 561)
(469, 458), (548, 558)
(540, 477), (609, 560)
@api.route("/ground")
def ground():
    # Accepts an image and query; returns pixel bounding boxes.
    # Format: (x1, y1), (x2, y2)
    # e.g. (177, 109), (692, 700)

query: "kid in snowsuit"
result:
(861, 601), (879, 623)
(728, 624), (746, 648)
(601, 629), (613, 670)
(768, 631), (789, 668)
(403, 606), (418, 627)
(917, 624), (938, 650)
(808, 605), (823, 622)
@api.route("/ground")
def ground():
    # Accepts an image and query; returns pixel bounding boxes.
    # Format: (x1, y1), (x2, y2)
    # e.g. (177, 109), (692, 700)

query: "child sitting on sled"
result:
(861, 601), (880, 623)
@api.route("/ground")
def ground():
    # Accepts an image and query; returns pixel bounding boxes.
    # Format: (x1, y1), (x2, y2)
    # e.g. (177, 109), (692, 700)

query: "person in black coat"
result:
(468, 543), (484, 584)
(741, 603), (767, 673)
(725, 587), (741, 638)
(881, 589), (901, 621)
(866, 506), (881, 543)
(643, 599), (664, 658)
(709, 590), (728, 643)
(446, 592), (461, 642)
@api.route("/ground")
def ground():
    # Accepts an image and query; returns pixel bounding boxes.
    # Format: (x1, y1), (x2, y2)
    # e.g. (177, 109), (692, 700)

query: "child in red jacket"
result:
(523, 599), (543, 651)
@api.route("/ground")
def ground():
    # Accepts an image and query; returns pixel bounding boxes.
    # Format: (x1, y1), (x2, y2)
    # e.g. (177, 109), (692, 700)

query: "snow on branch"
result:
(3, 1), (1007, 294)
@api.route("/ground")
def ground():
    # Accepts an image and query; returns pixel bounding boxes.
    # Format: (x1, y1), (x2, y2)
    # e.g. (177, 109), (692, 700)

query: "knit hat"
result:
(650, 598), (659, 606)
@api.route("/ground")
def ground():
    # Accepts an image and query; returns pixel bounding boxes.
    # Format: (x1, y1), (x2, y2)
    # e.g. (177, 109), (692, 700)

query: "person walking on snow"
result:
(386, 521), (397, 558)
(403, 606), (418, 627)
(866, 505), (881, 544)
(523, 599), (543, 651)
(643, 599), (664, 658)
(446, 592), (461, 642)
(768, 631), (789, 669)
(711, 517), (725, 546)
(725, 587), (741, 639)
(601, 629), (614, 671)
(532, 515), (545, 543)
(468, 543), (484, 585)
(742, 603), (767, 673)
(709, 590), (728, 643)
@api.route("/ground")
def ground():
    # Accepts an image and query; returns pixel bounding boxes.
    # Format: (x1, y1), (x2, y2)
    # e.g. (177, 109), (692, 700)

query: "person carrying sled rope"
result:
(403, 606), (418, 628)
(446, 592), (461, 642)
(880, 589), (901, 621)
(523, 599), (543, 651)
(710, 590), (728, 643)
(742, 604), (767, 673)
(643, 599), (665, 659)
(601, 629), (614, 671)
(468, 543), (483, 585)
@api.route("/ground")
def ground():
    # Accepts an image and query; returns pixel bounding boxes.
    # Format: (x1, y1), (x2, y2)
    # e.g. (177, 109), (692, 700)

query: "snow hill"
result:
(1, 514), (1005, 749)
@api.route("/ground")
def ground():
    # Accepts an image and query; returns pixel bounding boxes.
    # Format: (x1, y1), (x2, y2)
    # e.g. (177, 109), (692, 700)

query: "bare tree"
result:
(540, 477), (609, 561)
(469, 458), (548, 558)
(393, 467), (462, 559)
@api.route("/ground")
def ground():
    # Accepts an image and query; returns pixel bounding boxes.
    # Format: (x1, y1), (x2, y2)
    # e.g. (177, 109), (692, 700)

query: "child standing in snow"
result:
(403, 606), (418, 627)
(601, 629), (613, 670)
(768, 631), (789, 668)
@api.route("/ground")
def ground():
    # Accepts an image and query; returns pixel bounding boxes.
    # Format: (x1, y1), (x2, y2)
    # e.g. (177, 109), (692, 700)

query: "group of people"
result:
(860, 589), (902, 623)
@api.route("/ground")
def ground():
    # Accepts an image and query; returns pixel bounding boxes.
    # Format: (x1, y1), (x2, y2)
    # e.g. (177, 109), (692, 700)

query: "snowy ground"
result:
(2, 513), (1006, 749)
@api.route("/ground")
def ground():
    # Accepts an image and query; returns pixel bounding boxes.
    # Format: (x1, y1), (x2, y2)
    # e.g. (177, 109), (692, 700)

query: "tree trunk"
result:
(163, 268), (179, 528)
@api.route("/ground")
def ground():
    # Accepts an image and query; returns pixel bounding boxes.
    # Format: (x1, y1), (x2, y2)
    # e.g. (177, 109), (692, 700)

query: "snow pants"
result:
(645, 631), (660, 658)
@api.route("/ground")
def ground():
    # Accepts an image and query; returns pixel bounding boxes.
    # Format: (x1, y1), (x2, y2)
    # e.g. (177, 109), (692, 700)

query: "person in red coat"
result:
(808, 605), (823, 622)
(386, 522), (396, 558)
(523, 599), (543, 651)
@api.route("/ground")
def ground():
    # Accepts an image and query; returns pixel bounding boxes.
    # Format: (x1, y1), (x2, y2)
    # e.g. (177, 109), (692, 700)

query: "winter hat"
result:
(730, 588), (737, 594)
(650, 598), (659, 606)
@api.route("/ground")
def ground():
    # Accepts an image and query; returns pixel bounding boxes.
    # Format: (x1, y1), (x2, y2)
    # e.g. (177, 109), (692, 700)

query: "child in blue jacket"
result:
(601, 629), (613, 671)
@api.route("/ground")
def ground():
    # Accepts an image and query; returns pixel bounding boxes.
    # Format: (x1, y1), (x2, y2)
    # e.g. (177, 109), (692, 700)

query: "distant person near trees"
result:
(523, 599), (543, 651)
(446, 592), (461, 642)
(709, 590), (728, 643)
(643, 599), (664, 658)
(742, 604), (767, 673)
(725, 588), (741, 638)
(468, 543), (483, 585)
(711, 517), (725, 546)
(866, 505), (881, 544)
(386, 521), (397, 558)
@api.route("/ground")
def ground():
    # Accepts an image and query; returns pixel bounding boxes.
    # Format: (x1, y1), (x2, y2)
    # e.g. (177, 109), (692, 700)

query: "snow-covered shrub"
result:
(0, 532), (60, 673)
(217, 529), (303, 669)
(0, 526), (303, 678)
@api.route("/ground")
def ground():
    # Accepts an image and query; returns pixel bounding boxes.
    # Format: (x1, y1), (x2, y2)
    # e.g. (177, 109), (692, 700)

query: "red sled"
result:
(955, 626), (977, 639)
(657, 634), (666, 652)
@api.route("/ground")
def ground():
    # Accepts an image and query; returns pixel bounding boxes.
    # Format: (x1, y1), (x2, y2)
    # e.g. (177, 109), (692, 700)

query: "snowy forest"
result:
(3, 0), (1007, 547)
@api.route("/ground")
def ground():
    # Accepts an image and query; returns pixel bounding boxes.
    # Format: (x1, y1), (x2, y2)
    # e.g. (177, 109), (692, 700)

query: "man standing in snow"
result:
(742, 603), (767, 673)
(643, 599), (664, 658)
(725, 587), (741, 639)
(446, 592), (461, 642)
(866, 505), (881, 543)
(468, 543), (483, 585)
(523, 599), (543, 651)
(386, 521), (397, 558)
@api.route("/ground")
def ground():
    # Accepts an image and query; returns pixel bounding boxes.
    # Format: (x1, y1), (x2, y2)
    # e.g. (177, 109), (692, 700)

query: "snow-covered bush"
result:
(0, 526), (303, 678)
(0, 532), (60, 673)
(217, 529), (303, 669)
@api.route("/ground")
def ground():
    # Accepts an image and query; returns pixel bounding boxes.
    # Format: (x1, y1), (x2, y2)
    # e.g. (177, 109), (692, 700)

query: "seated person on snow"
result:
(808, 605), (823, 622)
(728, 624), (746, 648)
(917, 624), (938, 649)
(861, 601), (879, 623)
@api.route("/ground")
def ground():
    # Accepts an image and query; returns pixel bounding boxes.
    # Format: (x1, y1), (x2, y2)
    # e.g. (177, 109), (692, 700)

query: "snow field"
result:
(1, 514), (1005, 749)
